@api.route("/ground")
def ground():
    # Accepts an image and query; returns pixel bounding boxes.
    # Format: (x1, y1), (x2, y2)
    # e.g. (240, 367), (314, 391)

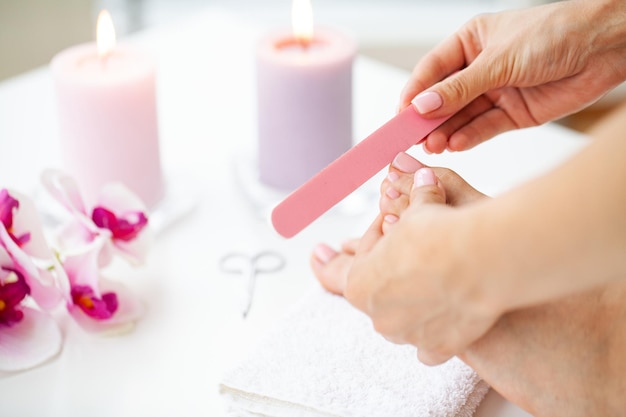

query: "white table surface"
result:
(0, 8), (589, 417)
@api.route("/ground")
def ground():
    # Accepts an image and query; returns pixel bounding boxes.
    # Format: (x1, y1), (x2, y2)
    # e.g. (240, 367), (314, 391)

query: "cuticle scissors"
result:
(219, 251), (286, 318)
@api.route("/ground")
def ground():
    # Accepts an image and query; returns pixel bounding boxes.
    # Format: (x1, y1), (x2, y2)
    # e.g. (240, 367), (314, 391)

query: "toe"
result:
(310, 244), (353, 295)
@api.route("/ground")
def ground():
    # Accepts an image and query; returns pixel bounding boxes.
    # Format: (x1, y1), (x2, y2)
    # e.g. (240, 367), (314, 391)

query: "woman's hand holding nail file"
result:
(271, 106), (452, 238)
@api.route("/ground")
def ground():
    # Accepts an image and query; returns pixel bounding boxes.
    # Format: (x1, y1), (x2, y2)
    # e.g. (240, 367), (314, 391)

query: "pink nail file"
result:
(271, 106), (451, 238)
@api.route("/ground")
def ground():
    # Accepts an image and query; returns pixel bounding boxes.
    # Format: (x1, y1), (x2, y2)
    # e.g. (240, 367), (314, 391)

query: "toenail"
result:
(392, 152), (423, 173)
(384, 214), (399, 224)
(313, 244), (338, 264)
(385, 187), (400, 199)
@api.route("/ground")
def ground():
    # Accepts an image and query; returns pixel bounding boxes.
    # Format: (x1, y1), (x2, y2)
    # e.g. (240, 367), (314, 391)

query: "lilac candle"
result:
(256, 0), (356, 191)
(50, 11), (164, 208)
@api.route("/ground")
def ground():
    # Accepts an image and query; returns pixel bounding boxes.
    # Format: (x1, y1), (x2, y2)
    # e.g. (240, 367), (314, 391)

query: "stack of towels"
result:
(220, 287), (489, 417)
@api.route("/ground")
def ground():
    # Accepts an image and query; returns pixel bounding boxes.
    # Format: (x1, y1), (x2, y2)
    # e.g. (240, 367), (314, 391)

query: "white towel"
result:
(220, 286), (489, 417)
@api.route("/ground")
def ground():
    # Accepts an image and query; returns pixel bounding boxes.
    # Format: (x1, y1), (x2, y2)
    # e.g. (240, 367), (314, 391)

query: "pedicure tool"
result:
(271, 106), (451, 238)
(219, 251), (286, 318)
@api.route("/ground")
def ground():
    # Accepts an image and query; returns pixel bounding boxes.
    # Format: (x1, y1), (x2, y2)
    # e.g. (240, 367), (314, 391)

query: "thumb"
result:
(410, 168), (446, 206)
(412, 59), (494, 117)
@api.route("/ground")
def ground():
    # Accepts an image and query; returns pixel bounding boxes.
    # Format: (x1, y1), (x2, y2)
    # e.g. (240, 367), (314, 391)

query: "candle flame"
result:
(97, 10), (116, 58)
(292, 0), (313, 44)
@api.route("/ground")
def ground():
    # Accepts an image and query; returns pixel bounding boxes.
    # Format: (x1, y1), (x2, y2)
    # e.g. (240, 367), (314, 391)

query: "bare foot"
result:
(313, 238), (626, 416)
(311, 152), (485, 293)
(311, 239), (357, 295)
(310, 153), (626, 416)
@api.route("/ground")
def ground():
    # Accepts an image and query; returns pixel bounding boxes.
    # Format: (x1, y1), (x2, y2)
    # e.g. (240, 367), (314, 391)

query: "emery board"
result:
(271, 106), (451, 238)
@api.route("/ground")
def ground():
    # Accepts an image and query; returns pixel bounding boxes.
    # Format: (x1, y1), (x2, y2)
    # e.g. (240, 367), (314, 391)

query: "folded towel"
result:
(220, 286), (489, 417)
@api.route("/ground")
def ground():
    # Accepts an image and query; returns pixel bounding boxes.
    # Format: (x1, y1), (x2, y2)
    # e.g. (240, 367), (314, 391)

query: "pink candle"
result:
(50, 11), (164, 208)
(256, 0), (356, 191)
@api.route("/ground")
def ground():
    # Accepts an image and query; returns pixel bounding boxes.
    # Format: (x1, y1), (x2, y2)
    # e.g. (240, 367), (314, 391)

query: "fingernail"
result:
(385, 187), (400, 200)
(412, 91), (443, 114)
(384, 214), (399, 224)
(386, 172), (400, 183)
(313, 244), (337, 265)
(414, 168), (437, 188)
(392, 152), (423, 173)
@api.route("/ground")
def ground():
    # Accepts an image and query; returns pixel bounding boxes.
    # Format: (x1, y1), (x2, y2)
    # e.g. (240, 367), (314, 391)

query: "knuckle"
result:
(445, 76), (473, 102)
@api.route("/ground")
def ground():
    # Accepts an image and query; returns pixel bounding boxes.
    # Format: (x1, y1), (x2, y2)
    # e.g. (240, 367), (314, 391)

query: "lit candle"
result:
(256, 0), (356, 191)
(50, 10), (164, 208)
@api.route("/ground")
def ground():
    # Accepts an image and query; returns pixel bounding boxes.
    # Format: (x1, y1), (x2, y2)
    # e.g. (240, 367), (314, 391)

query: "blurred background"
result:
(0, 0), (545, 80)
(0, 0), (614, 130)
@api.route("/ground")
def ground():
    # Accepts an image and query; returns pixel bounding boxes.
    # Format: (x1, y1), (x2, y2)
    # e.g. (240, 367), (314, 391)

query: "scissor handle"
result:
(219, 251), (286, 274)
(250, 251), (285, 273)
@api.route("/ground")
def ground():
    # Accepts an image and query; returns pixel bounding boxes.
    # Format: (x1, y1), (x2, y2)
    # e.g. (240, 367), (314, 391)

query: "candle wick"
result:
(296, 37), (311, 50)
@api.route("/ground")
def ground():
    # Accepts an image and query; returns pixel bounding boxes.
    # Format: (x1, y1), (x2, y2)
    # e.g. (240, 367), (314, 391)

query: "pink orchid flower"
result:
(0, 190), (65, 309)
(62, 235), (143, 333)
(41, 170), (149, 333)
(0, 189), (63, 372)
(42, 170), (151, 267)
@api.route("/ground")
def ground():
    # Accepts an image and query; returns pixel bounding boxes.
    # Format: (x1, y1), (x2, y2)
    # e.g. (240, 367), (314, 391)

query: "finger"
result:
(422, 130), (448, 154)
(398, 32), (468, 111)
(412, 54), (500, 119)
(422, 95), (495, 153)
(447, 105), (518, 151)
(431, 167), (487, 206)
(410, 168), (446, 206)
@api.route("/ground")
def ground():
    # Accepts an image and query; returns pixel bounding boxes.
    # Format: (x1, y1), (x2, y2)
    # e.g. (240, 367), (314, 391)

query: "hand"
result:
(311, 154), (626, 413)
(399, 0), (626, 154)
(312, 152), (486, 296)
(311, 153), (499, 364)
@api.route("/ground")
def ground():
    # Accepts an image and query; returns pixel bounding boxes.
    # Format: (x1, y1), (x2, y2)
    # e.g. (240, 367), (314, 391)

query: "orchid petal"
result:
(68, 278), (143, 334)
(0, 268), (30, 327)
(71, 285), (118, 319)
(61, 235), (107, 294)
(0, 189), (19, 229)
(111, 229), (152, 266)
(92, 207), (147, 242)
(96, 183), (152, 265)
(55, 220), (97, 253)
(8, 192), (63, 294)
(8, 191), (51, 259)
(40, 169), (87, 216)
(0, 192), (65, 310)
(0, 307), (62, 372)
(0, 225), (62, 310)
(0, 244), (13, 270)
(0, 225), (37, 280)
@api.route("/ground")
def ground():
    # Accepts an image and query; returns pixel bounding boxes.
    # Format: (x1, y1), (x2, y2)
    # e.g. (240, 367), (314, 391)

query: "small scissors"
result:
(219, 251), (286, 318)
